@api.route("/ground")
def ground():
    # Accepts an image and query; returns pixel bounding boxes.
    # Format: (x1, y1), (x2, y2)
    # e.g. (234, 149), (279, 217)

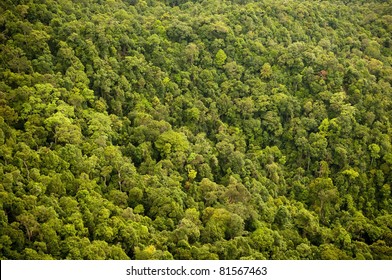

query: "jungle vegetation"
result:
(0, 0), (392, 259)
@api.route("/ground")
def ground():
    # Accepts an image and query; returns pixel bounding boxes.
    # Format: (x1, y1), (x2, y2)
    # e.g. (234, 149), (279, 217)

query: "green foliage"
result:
(215, 49), (227, 67)
(0, 0), (391, 260)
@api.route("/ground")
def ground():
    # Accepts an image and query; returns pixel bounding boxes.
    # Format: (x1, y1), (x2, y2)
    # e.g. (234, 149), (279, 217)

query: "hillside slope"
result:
(0, 0), (391, 259)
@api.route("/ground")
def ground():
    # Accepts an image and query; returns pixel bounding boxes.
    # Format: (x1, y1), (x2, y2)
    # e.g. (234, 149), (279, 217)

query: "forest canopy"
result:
(0, 0), (392, 259)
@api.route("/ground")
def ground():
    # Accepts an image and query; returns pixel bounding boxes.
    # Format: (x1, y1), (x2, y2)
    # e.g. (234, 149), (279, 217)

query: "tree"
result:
(260, 63), (273, 79)
(215, 49), (227, 67)
(155, 130), (190, 158)
(369, 143), (381, 166)
(184, 43), (199, 65)
(17, 212), (40, 242)
(201, 207), (244, 242)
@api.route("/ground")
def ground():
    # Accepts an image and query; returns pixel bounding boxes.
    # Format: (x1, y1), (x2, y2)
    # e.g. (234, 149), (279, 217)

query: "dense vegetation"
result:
(1, 0), (392, 260)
